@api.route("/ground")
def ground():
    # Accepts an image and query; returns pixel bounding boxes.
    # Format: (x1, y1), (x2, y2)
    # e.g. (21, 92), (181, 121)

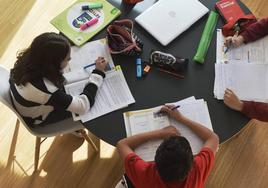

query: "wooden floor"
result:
(206, 120), (268, 188)
(0, 0), (267, 188)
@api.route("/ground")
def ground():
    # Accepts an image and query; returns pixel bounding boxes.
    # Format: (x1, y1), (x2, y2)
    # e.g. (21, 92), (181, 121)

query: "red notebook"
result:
(215, 0), (245, 23)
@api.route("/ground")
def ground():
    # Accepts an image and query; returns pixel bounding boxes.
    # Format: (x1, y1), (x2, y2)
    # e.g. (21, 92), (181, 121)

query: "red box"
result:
(215, 0), (245, 23)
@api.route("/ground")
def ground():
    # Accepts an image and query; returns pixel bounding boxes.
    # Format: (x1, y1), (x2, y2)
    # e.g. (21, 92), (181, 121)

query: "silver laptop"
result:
(135, 0), (209, 46)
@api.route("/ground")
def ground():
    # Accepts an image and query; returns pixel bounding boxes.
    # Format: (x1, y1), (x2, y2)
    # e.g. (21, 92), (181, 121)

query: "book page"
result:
(124, 108), (170, 161)
(63, 69), (90, 84)
(63, 39), (115, 84)
(69, 39), (115, 72)
(170, 100), (213, 155)
(79, 69), (135, 122)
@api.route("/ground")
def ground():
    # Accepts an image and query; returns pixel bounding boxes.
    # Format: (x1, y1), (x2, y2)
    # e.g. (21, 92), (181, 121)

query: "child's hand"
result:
(95, 57), (107, 72)
(160, 105), (183, 120)
(159, 125), (180, 138)
(224, 88), (244, 111)
(224, 35), (244, 48)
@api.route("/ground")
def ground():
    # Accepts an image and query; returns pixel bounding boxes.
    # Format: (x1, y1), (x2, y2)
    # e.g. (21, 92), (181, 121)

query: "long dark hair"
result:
(10, 32), (70, 88)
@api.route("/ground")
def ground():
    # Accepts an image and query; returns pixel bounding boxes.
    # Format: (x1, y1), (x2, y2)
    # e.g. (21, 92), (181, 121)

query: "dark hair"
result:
(10, 32), (70, 88)
(155, 136), (193, 182)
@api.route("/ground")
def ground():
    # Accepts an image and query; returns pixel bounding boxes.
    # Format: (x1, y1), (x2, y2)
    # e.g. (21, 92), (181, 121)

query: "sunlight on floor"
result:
(72, 140), (89, 162)
(100, 139), (116, 159)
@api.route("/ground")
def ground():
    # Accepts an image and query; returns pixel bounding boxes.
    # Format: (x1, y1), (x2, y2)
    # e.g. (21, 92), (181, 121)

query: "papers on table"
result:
(214, 63), (268, 102)
(214, 30), (268, 102)
(124, 97), (213, 161)
(216, 29), (268, 64)
(63, 39), (135, 122)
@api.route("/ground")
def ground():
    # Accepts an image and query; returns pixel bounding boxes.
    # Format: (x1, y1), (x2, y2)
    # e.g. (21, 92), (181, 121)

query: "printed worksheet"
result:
(65, 68), (135, 122)
(216, 29), (268, 64)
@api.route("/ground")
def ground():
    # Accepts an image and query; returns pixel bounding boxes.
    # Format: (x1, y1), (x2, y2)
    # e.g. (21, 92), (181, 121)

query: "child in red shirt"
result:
(224, 18), (268, 122)
(117, 105), (219, 188)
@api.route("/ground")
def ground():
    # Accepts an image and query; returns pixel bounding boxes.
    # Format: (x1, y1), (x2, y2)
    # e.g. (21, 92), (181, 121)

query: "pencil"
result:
(83, 63), (96, 69)
(156, 105), (180, 115)
(171, 105), (180, 110)
(224, 30), (239, 54)
(157, 68), (184, 79)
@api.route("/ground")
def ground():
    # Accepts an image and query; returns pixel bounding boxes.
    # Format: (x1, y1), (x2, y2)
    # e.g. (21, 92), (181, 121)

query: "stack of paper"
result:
(214, 29), (268, 102)
(214, 63), (268, 102)
(124, 97), (213, 161)
(64, 39), (135, 122)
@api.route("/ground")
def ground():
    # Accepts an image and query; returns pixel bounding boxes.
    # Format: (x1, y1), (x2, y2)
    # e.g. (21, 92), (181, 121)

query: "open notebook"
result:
(124, 97), (213, 161)
(63, 39), (135, 122)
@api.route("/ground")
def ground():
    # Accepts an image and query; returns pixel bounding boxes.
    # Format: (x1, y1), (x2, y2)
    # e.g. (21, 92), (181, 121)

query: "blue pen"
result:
(136, 58), (142, 78)
(83, 63), (96, 70)
(224, 30), (239, 54)
(224, 47), (229, 54)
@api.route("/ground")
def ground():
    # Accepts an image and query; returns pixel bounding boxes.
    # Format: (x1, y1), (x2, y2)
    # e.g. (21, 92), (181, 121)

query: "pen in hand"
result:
(170, 105), (180, 110)
(224, 30), (239, 54)
(83, 63), (96, 70)
(156, 105), (180, 115)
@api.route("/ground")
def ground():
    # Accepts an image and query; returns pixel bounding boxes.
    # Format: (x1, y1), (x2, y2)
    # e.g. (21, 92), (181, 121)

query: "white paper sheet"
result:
(216, 29), (268, 64)
(214, 63), (268, 102)
(80, 69), (135, 122)
(68, 39), (114, 72)
(63, 39), (135, 122)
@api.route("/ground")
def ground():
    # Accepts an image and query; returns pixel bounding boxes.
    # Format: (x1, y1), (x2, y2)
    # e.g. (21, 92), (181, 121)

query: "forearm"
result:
(175, 115), (216, 141)
(241, 18), (268, 43)
(82, 69), (105, 106)
(118, 130), (163, 149)
(117, 129), (164, 159)
(175, 115), (219, 153)
(242, 101), (268, 121)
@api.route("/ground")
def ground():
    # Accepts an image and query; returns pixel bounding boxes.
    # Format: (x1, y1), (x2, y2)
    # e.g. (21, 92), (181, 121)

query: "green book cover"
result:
(51, 0), (121, 46)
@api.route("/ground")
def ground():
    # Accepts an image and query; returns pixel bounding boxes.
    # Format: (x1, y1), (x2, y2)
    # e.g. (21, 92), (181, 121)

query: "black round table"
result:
(83, 0), (250, 146)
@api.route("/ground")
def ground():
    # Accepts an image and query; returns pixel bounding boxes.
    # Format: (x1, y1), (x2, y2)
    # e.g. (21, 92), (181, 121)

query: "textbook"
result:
(215, 0), (245, 23)
(123, 97), (213, 161)
(63, 39), (135, 122)
(51, 0), (121, 46)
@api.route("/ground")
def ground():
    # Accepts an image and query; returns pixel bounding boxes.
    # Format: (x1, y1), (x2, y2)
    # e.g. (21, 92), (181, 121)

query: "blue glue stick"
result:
(136, 58), (142, 78)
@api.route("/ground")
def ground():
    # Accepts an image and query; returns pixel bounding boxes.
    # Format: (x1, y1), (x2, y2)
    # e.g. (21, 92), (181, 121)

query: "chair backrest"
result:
(0, 65), (38, 135)
(0, 65), (83, 137)
(0, 65), (13, 108)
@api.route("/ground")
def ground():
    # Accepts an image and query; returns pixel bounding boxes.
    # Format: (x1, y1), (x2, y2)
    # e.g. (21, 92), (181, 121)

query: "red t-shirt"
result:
(125, 147), (215, 188)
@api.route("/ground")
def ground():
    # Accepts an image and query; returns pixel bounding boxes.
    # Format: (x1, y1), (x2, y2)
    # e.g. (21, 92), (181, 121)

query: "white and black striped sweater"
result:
(9, 69), (105, 126)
